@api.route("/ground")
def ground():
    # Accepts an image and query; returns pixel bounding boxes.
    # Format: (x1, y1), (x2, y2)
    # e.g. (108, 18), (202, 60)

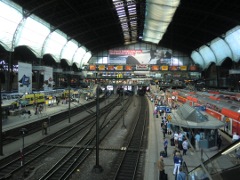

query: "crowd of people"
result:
(154, 105), (189, 180)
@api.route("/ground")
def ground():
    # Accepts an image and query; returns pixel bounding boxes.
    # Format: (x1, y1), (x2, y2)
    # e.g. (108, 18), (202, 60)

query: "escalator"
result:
(184, 140), (240, 180)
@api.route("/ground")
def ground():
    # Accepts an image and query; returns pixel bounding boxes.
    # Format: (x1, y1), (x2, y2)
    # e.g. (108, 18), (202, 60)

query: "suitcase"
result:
(163, 172), (168, 180)
(160, 151), (167, 157)
(170, 138), (175, 146)
(156, 114), (159, 118)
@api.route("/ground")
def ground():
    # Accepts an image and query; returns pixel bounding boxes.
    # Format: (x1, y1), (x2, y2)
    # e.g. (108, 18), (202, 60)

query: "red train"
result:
(167, 89), (240, 136)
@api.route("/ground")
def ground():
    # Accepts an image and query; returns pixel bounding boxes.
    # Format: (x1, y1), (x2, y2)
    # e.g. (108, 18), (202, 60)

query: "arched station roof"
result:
(1, 0), (240, 69)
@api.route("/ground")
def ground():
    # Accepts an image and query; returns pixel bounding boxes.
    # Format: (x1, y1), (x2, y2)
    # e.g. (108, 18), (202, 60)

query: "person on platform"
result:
(217, 135), (222, 150)
(174, 131), (179, 146)
(232, 132), (239, 142)
(182, 138), (189, 155)
(157, 156), (165, 180)
(164, 138), (168, 157)
(177, 167), (186, 180)
(42, 121), (48, 135)
(173, 151), (183, 175)
(178, 132), (183, 150)
(195, 132), (201, 151)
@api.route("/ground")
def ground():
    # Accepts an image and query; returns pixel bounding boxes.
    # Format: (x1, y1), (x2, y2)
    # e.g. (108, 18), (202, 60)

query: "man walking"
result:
(157, 156), (165, 180)
(182, 138), (188, 155)
(164, 138), (168, 157)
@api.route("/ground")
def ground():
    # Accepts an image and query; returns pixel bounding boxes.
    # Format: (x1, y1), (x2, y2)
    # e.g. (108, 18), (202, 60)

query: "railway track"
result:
(108, 96), (149, 180)
(38, 96), (133, 179)
(0, 96), (122, 179)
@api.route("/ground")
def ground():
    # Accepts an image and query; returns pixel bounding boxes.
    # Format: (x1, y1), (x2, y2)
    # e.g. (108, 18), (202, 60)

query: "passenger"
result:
(162, 123), (167, 138)
(182, 138), (189, 156)
(232, 132), (239, 142)
(27, 110), (31, 118)
(217, 135), (222, 150)
(174, 131), (179, 146)
(157, 156), (165, 180)
(177, 167), (186, 180)
(178, 132), (183, 150)
(163, 138), (168, 157)
(42, 121), (48, 135)
(166, 121), (171, 135)
(194, 132), (201, 151)
(173, 151), (183, 175)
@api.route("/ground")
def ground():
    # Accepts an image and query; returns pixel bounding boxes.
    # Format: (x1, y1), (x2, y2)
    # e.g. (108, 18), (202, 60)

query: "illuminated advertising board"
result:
(116, 65), (123, 70)
(161, 66), (168, 71)
(125, 65), (132, 71)
(169, 66), (178, 71)
(189, 65), (197, 71)
(136, 64), (149, 70)
(180, 66), (187, 71)
(89, 65), (96, 71)
(107, 65), (115, 70)
(98, 65), (105, 71)
(151, 65), (159, 71)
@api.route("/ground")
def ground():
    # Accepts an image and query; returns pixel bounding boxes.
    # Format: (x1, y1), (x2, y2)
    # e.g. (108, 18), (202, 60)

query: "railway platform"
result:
(145, 85), (235, 180)
(0, 91), (234, 180)
(0, 95), (116, 160)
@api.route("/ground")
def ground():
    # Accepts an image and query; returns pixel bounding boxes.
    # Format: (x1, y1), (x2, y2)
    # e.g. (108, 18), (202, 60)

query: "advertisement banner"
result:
(43, 66), (54, 91)
(89, 65), (96, 70)
(109, 49), (182, 65)
(18, 62), (32, 94)
(161, 66), (168, 71)
(98, 65), (105, 71)
(151, 65), (159, 71)
(125, 65), (132, 71)
(136, 64), (149, 70)
(180, 66), (187, 71)
(169, 66), (178, 71)
(189, 65), (197, 71)
(107, 65), (115, 70)
(116, 65), (123, 70)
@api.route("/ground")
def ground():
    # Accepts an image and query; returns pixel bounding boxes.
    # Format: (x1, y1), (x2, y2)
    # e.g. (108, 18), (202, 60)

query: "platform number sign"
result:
(167, 115), (172, 121)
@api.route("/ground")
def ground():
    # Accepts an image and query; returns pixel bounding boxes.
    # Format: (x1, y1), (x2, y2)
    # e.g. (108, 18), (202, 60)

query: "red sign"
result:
(108, 65), (115, 70)
(169, 66), (178, 71)
(125, 65), (132, 71)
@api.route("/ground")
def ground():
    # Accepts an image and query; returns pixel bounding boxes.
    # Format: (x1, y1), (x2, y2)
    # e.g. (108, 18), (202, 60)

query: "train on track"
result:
(167, 88), (240, 136)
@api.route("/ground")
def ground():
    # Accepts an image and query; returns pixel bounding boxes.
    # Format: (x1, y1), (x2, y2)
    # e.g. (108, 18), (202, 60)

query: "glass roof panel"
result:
(73, 46), (87, 67)
(210, 37), (233, 65)
(61, 40), (79, 64)
(81, 51), (92, 67)
(225, 26), (240, 62)
(191, 51), (205, 68)
(112, 0), (138, 44)
(43, 30), (68, 62)
(0, 0), (22, 51)
(16, 15), (51, 57)
(198, 45), (216, 69)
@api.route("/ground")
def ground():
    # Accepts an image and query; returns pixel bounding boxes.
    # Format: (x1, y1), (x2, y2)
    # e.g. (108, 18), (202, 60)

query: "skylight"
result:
(112, 0), (138, 44)
(143, 0), (180, 44)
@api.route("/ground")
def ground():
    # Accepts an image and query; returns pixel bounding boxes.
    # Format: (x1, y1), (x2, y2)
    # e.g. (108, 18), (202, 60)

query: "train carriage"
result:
(169, 89), (240, 136)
